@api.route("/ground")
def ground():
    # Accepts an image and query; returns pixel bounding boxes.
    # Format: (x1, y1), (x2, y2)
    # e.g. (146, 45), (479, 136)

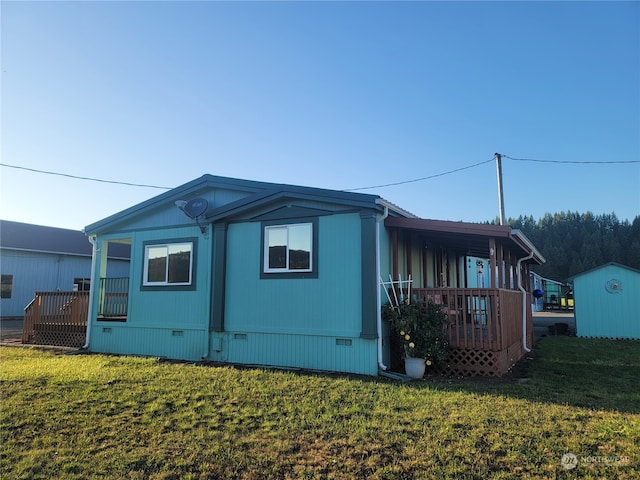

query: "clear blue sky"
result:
(2, 1), (639, 231)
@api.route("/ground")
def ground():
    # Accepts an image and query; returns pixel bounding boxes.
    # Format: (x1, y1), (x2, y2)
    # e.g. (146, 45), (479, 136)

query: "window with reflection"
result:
(264, 223), (312, 273)
(143, 242), (193, 286)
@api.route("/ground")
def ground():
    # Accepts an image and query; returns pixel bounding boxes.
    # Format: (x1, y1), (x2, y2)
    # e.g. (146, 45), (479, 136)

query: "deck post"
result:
(489, 238), (497, 289)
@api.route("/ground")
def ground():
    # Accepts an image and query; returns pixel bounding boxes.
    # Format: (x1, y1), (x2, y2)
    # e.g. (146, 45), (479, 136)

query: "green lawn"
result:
(1, 337), (639, 479)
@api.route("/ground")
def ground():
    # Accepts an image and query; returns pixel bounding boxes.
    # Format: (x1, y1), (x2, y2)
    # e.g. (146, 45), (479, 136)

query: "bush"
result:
(383, 300), (449, 367)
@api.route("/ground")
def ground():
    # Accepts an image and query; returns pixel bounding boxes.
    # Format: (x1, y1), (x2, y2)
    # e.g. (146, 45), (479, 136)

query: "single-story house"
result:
(0, 220), (130, 318)
(83, 175), (544, 376)
(570, 262), (640, 340)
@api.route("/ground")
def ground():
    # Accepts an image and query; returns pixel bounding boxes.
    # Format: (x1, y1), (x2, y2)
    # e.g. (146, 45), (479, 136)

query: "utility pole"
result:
(495, 152), (506, 225)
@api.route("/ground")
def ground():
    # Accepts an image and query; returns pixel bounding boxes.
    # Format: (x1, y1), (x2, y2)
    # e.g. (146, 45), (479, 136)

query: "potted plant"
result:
(382, 299), (449, 378)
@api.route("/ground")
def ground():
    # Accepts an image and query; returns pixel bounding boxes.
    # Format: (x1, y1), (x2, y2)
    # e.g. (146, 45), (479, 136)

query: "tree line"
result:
(500, 212), (640, 283)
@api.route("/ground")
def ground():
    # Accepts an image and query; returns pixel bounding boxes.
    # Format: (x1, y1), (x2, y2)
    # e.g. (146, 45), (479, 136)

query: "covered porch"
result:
(385, 217), (545, 376)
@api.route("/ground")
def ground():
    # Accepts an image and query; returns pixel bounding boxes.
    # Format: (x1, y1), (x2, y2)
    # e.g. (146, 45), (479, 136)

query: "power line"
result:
(3, 153), (637, 195)
(345, 158), (495, 191)
(0, 163), (173, 190)
(502, 154), (640, 164)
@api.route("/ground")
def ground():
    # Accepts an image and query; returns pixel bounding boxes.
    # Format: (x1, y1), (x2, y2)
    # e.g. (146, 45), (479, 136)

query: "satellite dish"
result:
(183, 198), (208, 219)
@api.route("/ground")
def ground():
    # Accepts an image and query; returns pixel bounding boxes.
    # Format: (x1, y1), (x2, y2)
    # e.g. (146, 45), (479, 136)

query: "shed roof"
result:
(0, 220), (130, 259)
(568, 262), (640, 280)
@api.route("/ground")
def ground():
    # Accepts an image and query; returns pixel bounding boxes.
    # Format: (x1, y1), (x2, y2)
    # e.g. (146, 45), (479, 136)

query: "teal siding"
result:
(225, 214), (362, 336)
(91, 188), (254, 235)
(208, 332), (378, 375)
(91, 325), (206, 360)
(574, 264), (640, 339)
(89, 225), (213, 358)
(127, 226), (211, 329)
(222, 213), (378, 374)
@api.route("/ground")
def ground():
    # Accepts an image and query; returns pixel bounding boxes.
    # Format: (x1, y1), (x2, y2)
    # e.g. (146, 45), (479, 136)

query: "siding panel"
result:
(225, 214), (363, 336)
(91, 325), (206, 360)
(126, 226), (212, 329)
(574, 264), (640, 339)
(209, 331), (378, 375)
(223, 212), (378, 374)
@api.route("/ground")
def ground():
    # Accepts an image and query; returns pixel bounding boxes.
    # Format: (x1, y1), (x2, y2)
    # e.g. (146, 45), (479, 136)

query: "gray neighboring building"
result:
(0, 220), (130, 318)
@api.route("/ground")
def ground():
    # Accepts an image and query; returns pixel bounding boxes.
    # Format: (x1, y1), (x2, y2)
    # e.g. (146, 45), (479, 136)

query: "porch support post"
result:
(210, 222), (227, 332)
(422, 244), (428, 288)
(504, 249), (512, 289)
(98, 239), (109, 280)
(391, 228), (399, 282)
(406, 234), (412, 281)
(489, 238), (497, 289)
(496, 242), (504, 288)
(360, 211), (378, 339)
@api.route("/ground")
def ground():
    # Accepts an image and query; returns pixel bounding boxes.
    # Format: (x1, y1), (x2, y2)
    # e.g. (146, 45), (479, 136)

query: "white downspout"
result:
(376, 204), (389, 371)
(82, 235), (98, 349)
(516, 252), (535, 353)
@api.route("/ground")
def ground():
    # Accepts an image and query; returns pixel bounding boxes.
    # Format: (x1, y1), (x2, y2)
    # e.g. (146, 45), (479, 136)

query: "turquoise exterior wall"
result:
(210, 212), (378, 375)
(90, 225), (212, 360)
(574, 264), (640, 340)
(86, 176), (389, 374)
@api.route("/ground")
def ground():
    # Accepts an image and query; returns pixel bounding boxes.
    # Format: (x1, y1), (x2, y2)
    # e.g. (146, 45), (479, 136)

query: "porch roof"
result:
(384, 217), (545, 264)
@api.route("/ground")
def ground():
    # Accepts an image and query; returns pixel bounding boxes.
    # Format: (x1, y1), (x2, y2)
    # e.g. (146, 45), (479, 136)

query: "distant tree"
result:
(505, 212), (639, 283)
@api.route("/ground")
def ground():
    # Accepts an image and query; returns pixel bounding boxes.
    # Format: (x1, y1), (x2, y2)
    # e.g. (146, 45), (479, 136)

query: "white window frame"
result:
(143, 242), (194, 286)
(263, 223), (313, 273)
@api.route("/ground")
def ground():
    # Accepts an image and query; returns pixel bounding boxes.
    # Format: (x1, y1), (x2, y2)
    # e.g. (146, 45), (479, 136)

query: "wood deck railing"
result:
(411, 287), (525, 352)
(23, 291), (89, 347)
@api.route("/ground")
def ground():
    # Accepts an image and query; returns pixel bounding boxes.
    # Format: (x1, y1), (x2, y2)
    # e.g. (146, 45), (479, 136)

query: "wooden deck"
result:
(22, 278), (130, 347)
(23, 291), (89, 347)
(411, 287), (532, 376)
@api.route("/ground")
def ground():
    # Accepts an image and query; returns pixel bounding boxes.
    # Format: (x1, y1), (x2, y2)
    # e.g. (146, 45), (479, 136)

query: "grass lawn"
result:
(1, 337), (639, 479)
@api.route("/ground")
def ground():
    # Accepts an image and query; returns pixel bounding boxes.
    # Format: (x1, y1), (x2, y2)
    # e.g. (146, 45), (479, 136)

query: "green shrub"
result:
(383, 299), (449, 367)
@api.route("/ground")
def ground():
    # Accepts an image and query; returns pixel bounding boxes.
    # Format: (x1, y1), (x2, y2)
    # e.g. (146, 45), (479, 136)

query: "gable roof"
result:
(0, 220), (130, 259)
(568, 262), (640, 280)
(85, 174), (415, 234)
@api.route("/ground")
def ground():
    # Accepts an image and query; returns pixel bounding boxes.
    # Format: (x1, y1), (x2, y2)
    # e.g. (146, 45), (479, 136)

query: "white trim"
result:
(263, 223), (313, 274)
(142, 241), (194, 286)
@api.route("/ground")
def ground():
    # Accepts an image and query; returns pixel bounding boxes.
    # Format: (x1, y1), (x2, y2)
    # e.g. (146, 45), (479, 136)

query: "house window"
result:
(143, 242), (193, 286)
(1, 274), (13, 299)
(264, 223), (313, 273)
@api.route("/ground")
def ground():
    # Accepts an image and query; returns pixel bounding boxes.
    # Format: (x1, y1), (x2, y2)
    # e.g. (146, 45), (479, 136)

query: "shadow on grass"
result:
(415, 336), (640, 414)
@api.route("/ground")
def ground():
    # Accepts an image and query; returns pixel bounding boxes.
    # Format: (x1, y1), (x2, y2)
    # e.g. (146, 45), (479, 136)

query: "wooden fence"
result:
(23, 291), (89, 347)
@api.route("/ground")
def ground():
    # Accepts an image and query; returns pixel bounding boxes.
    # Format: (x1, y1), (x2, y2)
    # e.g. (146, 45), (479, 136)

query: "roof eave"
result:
(510, 229), (546, 264)
(207, 188), (382, 223)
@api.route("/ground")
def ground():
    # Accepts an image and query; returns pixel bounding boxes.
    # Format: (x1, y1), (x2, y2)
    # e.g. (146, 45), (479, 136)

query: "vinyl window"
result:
(143, 242), (193, 286)
(263, 223), (313, 273)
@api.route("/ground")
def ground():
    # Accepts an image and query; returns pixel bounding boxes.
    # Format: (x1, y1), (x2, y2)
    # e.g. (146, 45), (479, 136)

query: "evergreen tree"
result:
(506, 212), (639, 283)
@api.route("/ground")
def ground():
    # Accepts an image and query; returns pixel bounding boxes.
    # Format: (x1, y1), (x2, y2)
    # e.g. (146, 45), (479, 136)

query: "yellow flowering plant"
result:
(382, 299), (449, 367)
